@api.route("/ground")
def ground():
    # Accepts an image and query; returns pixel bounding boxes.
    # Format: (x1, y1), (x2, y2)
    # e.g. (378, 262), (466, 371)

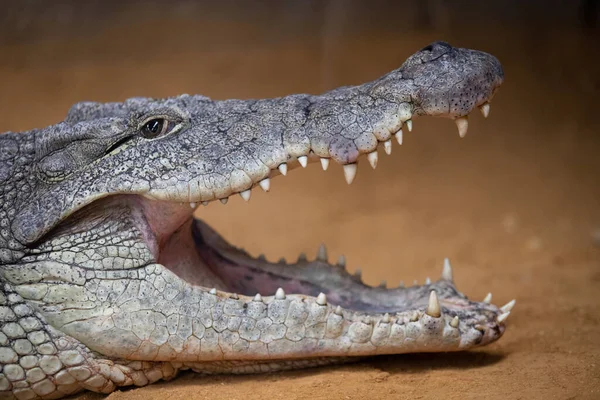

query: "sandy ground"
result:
(1, 2), (599, 399)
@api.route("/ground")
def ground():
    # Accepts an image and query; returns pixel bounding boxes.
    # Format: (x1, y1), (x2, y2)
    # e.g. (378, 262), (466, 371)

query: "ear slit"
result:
(105, 135), (135, 155)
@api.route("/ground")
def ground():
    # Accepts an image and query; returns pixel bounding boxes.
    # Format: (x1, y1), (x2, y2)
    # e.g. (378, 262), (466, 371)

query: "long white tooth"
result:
(209, 288), (217, 295)
(406, 119), (413, 132)
(382, 313), (391, 323)
(383, 139), (392, 155)
(320, 158), (330, 171)
(483, 292), (492, 304)
(253, 293), (263, 302)
(275, 288), (286, 300)
(501, 299), (516, 313)
(334, 305), (343, 316)
(278, 163), (288, 176)
(367, 151), (378, 169)
(426, 290), (441, 318)
(395, 129), (403, 145)
(455, 116), (469, 138)
(189, 202), (196, 209)
(336, 254), (346, 267)
(202, 201), (209, 206)
(220, 197), (229, 205)
(316, 243), (328, 262)
(480, 102), (490, 118)
(425, 277), (431, 285)
(239, 189), (251, 202)
(298, 155), (308, 168)
(442, 258), (453, 281)
(259, 178), (270, 192)
(497, 311), (510, 323)
(316, 292), (327, 306)
(343, 163), (357, 184)
(450, 316), (460, 328)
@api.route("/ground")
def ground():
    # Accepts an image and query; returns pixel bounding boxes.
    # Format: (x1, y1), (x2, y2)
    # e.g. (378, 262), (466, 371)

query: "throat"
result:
(158, 218), (229, 290)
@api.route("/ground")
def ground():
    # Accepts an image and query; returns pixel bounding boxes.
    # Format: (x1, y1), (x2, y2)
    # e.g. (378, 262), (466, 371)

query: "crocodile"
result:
(0, 41), (514, 399)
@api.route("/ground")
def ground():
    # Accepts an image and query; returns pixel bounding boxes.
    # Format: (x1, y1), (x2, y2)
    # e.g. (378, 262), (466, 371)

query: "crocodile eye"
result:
(140, 118), (176, 138)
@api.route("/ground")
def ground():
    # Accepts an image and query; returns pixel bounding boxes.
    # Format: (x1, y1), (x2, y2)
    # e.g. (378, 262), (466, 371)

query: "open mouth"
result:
(124, 131), (515, 355)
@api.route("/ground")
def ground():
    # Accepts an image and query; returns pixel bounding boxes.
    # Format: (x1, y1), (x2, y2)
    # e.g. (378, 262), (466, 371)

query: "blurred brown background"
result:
(1, 1), (599, 399)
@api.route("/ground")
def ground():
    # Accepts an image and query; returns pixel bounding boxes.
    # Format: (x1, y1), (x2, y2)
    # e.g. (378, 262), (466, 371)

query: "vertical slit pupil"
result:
(142, 119), (165, 137)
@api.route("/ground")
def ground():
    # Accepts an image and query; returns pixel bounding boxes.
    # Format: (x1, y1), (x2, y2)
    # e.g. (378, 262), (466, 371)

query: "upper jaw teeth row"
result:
(189, 102), (491, 209)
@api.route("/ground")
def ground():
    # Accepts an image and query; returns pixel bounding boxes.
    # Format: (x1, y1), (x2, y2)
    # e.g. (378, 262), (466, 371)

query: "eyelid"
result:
(138, 114), (175, 130)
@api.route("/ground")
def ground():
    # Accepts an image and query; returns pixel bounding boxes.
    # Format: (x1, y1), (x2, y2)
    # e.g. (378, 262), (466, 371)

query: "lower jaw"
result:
(158, 216), (506, 323)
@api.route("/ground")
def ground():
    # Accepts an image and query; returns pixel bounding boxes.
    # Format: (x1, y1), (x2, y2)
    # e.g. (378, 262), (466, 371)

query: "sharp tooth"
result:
(316, 243), (328, 262)
(190, 202), (196, 209)
(378, 280), (387, 288)
(258, 178), (270, 192)
(383, 139), (392, 155)
(253, 293), (263, 302)
(410, 312), (419, 322)
(209, 288), (217, 295)
(239, 189), (251, 202)
(353, 268), (362, 281)
(275, 288), (286, 300)
(395, 129), (403, 145)
(501, 299), (516, 313)
(202, 201), (209, 206)
(483, 292), (492, 304)
(426, 290), (441, 318)
(367, 151), (378, 169)
(334, 305), (343, 316)
(425, 277), (431, 285)
(316, 292), (327, 305)
(343, 163), (357, 184)
(455, 116), (469, 138)
(278, 257), (286, 264)
(297, 252), (307, 262)
(480, 102), (490, 118)
(230, 293), (239, 299)
(219, 197), (228, 205)
(450, 316), (460, 328)
(441, 258), (453, 281)
(298, 155), (308, 168)
(320, 158), (330, 171)
(406, 119), (413, 132)
(278, 163), (288, 176)
(336, 254), (346, 267)
(497, 311), (510, 323)
(257, 254), (266, 261)
(382, 313), (391, 323)
(398, 281), (405, 288)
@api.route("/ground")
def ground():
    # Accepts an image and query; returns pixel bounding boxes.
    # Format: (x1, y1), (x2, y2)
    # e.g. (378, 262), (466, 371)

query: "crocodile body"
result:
(0, 42), (513, 399)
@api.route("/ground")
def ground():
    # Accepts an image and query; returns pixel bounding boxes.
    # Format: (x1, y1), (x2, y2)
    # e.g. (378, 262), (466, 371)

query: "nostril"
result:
(421, 44), (434, 52)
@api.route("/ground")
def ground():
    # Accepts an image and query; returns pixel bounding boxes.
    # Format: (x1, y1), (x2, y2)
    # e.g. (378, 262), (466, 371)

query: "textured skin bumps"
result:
(0, 42), (507, 399)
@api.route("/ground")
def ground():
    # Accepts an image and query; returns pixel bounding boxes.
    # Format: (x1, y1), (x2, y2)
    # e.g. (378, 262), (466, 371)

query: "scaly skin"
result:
(0, 42), (513, 399)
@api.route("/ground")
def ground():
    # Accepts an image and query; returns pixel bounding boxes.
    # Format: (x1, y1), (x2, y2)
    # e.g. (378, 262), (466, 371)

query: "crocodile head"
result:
(0, 42), (512, 398)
